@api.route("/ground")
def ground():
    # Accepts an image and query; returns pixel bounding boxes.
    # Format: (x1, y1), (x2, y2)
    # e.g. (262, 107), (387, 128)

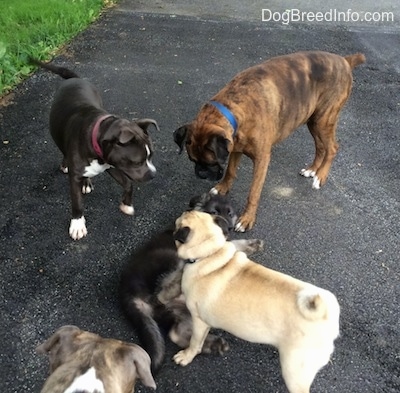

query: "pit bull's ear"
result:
(213, 216), (229, 238)
(135, 118), (160, 133)
(173, 124), (191, 153)
(131, 349), (157, 389)
(207, 135), (230, 164)
(118, 130), (135, 144)
(36, 325), (80, 354)
(174, 226), (191, 244)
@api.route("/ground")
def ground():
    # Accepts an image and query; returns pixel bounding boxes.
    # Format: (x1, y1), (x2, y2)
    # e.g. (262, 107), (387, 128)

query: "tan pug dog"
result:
(172, 211), (340, 393)
(37, 325), (156, 393)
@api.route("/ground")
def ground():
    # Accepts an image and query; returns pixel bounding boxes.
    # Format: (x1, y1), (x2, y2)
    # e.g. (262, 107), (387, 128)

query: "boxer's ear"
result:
(173, 124), (191, 153)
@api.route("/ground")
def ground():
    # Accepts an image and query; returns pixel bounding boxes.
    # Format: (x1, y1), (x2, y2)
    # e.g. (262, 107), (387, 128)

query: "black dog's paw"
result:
(202, 335), (230, 355)
(231, 238), (264, 255)
(82, 178), (94, 194)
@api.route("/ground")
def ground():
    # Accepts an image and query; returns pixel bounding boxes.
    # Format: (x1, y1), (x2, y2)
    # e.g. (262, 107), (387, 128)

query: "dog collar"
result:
(91, 114), (114, 159)
(209, 100), (238, 137)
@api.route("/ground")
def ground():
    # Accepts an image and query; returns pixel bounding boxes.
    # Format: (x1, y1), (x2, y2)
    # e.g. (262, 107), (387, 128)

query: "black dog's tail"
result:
(29, 57), (79, 79)
(120, 292), (166, 375)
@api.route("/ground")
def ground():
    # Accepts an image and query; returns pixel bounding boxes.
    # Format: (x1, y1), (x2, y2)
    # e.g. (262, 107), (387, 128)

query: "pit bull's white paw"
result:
(82, 179), (94, 194)
(82, 185), (92, 194)
(234, 221), (246, 233)
(300, 168), (316, 178)
(312, 176), (321, 189)
(173, 350), (195, 366)
(69, 217), (87, 240)
(210, 187), (219, 195)
(120, 203), (134, 215)
(61, 166), (68, 174)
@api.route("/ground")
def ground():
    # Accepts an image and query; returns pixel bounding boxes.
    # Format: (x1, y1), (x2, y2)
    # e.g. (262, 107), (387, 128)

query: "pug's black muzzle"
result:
(195, 162), (224, 181)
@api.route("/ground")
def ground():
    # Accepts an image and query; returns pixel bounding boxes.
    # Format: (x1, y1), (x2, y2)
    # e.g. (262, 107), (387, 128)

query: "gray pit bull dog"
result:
(31, 59), (159, 240)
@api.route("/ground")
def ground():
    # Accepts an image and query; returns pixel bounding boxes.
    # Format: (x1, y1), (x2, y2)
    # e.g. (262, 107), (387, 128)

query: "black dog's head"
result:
(188, 193), (237, 231)
(173, 123), (231, 181)
(103, 118), (159, 182)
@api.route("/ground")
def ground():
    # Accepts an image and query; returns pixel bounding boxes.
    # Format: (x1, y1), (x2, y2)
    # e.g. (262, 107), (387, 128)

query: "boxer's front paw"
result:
(173, 349), (196, 366)
(210, 183), (230, 196)
(235, 213), (255, 232)
(312, 176), (321, 189)
(120, 203), (134, 215)
(69, 217), (87, 240)
(300, 168), (316, 178)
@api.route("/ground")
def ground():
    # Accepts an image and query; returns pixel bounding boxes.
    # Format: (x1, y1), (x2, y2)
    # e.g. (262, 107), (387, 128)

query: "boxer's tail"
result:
(344, 53), (366, 69)
(29, 57), (79, 79)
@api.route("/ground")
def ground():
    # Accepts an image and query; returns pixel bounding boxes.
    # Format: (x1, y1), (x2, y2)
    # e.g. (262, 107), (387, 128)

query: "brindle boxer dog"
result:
(174, 51), (365, 232)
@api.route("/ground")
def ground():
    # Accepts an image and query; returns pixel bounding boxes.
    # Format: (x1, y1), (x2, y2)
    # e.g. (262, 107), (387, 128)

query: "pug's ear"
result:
(174, 226), (191, 244)
(213, 216), (229, 238)
(173, 124), (192, 153)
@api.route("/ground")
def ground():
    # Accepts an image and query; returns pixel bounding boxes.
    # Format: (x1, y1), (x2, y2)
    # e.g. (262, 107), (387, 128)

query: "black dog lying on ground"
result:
(119, 193), (264, 374)
(31, 58), (159, 240)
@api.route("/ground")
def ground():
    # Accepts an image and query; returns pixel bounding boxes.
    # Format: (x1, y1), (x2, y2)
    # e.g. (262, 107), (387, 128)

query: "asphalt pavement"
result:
(0, 1), (399, 392)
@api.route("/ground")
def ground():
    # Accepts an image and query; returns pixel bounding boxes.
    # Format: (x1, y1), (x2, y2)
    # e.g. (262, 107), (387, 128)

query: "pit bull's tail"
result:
(344, 53), (366, 69)
(29, 58), (79, 79)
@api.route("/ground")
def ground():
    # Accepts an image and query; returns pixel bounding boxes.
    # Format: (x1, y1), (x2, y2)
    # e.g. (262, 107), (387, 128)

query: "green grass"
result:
(0, 0), (115, 97)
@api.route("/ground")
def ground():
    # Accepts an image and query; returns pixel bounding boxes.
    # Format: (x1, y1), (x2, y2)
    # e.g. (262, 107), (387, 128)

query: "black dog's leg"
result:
(106, 168), (134, 215)
(68, 173), (87, 240)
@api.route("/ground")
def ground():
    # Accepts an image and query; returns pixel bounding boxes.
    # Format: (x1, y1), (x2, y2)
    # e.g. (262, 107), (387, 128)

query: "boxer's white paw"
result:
(300, 168), (316, 178)
(234, 221), (246, 233)
(312, 176), (321, 190)
(209, 187), (219, 195)
(120, 203), (134, 215)
(69, 217), (87, 240)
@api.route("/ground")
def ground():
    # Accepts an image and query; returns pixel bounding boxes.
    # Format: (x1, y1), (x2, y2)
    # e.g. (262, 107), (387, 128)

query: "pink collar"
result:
(91, 114), (114, 159)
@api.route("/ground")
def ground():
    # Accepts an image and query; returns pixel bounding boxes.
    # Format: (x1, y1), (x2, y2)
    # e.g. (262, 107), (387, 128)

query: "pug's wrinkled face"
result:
(173, 211), (229, 261)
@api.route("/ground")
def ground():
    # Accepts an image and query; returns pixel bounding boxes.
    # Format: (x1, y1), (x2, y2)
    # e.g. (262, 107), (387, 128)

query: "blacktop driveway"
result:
(0, 1), (399, 392)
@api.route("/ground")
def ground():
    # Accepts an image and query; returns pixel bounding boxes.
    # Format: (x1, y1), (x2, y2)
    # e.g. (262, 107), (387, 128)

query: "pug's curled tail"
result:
(120, 295), (165, 375)
(297, 287), (340, 328)
(29, 57), (79, 79)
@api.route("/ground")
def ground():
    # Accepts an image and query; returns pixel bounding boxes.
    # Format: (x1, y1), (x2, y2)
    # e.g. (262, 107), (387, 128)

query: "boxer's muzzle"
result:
(195, 162), (224, 181)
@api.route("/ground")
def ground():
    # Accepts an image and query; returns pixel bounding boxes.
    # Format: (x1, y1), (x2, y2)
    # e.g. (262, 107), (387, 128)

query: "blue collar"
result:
(209, 100), (238, 137)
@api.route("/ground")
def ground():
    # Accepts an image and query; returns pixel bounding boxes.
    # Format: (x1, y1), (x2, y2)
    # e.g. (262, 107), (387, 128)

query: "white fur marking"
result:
(145, 145), (156, 174)
(209, 187), (219, 195)
(82, 184), (92, 194)
(61, 166), (68, 174)
(300, 168), (316, 178)
(83, 160), (111, 178)
(64, 367), (105, 393)
(120, 203), (134, 215)
(312, 176), (321, 190)
(234, 221), (246, 233)
(69, 217), (87, 240)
